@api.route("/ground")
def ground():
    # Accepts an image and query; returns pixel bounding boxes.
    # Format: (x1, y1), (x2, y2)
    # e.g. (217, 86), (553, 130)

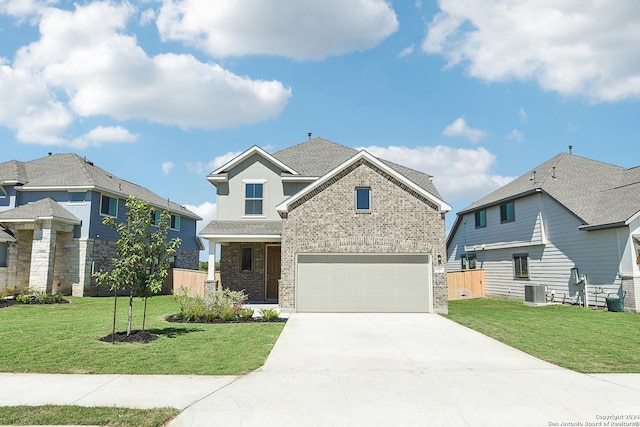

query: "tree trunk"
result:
(142, 297), (148, 331)
(112, 294), (118, 344)
(127, 289), (133, 336)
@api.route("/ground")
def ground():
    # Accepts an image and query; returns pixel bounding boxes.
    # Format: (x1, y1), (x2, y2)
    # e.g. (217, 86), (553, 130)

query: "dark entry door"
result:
(266, 245), (281, 300)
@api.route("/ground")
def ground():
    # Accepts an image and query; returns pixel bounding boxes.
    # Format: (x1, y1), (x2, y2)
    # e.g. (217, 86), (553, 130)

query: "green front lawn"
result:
(0, 406), (178, 427)
(446, 299), (640, 373)
(0, 295), (285, 375)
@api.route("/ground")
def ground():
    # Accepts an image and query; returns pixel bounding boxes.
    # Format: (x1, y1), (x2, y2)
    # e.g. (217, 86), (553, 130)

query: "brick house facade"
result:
(201, 137), (451, 313)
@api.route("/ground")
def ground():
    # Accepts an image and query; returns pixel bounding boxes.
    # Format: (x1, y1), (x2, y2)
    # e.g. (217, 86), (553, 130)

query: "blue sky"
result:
(2, 0), (640, 258)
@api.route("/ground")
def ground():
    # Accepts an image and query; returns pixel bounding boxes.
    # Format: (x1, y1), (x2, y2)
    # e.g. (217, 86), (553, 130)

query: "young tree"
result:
(94, 196), (181, 337)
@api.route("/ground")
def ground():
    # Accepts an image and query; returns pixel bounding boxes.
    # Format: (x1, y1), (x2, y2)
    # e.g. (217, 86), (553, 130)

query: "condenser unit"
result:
(524, 284), (546, 304)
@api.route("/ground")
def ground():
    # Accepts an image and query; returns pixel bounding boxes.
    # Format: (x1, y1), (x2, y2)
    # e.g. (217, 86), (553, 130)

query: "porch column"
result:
(207, 240), (217, 280)
(29, 221), (56, 293)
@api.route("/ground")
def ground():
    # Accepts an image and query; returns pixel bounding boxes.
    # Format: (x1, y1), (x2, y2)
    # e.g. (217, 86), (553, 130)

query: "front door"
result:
(266, 245), (281, 300)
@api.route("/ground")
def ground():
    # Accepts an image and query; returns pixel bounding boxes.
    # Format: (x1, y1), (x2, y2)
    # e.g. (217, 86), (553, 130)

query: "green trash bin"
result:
(606, 296), (624, 312)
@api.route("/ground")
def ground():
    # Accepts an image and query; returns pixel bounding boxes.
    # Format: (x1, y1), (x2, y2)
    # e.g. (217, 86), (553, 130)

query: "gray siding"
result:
(217, 153), (288, 221)
(447, 193), (624, 305)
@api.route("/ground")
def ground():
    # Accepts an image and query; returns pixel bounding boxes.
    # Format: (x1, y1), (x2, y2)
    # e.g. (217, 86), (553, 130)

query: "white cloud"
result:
(156, 0), (398, 60)
(186, 151), (242, 175)
(71, 126), (137, 148)
(162, 161), (175, 175)
(139, 8), (156, 26)
(518, 107), (528, 121)
(1, 2), (291, 146)
(422, 1), (640, 102)
(442, 117), (486, 143)
(359, 145), (514, 202)
(0, 0), (52, 18)
(398, 44), (415, 58)
(506, 129), (524, 142)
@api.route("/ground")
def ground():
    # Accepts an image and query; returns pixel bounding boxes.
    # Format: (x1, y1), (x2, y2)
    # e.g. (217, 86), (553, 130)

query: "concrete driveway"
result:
(169, 313), (640, 427)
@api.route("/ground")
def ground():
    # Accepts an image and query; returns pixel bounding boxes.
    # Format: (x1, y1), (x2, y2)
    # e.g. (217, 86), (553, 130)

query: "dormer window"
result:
(245, 182), (264, 215)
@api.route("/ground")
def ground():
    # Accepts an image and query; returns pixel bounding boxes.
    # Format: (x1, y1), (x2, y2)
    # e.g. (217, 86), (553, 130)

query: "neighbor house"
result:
(0, 153), (202, 296)
(200, 137), (451, 313)
(446, 151), (640, 312)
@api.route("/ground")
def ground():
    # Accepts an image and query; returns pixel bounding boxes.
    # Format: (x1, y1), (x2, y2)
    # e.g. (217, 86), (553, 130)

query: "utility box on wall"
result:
(524, 284), (546, 304)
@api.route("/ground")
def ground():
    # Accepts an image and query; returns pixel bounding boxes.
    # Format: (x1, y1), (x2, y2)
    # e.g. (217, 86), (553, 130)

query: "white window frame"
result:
(243, 179), (266, 217)
(355, 187), (371, 212)
(100, 194), (118, 217)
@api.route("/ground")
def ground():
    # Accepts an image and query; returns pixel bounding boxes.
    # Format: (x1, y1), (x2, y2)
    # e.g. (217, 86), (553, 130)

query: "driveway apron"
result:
(170, 313), (640, 427)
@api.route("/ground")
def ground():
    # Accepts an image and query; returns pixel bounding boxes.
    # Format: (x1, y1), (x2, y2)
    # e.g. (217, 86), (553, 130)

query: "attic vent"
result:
(308, 132), (312, 140)
(83, 157), (94, 166)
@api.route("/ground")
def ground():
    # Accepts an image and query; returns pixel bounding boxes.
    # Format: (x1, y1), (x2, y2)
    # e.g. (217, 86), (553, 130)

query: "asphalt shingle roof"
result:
(200, 220), (282, 236)
(0, 160), (27, 184)
(0, 154), (200, 220)
(0, 198), (80, 224)
(460, 152), (640, 228)
(271, 137), (442, 198)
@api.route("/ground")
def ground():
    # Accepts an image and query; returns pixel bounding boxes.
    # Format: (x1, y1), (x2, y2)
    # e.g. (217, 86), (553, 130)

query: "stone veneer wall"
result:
(174, 248), (199, 270)
(220, 242), (266, 301)
(279, 160), (448, 313)
(14, 230), (33, 291)
(52, 231), (78, 295)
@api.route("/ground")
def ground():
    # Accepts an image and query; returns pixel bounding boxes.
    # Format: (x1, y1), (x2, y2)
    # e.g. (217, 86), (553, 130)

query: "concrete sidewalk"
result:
(0, 374), (237, 410)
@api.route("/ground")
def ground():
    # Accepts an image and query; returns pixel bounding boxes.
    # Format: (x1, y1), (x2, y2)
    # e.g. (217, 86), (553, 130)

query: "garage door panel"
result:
(297, 254), (431, 313)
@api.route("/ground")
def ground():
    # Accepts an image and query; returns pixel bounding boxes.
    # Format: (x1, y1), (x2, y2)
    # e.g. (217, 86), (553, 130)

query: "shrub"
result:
(261, 308), (279, 321)
(14, 290), (64, 304)
(174, 288), (206, 322)
(240, 308), (254, 320)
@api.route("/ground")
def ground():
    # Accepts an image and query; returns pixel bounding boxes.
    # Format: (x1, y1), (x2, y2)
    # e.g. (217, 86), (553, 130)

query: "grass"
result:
(0, 405), (178, 426)
(446, 298), (640, 373)
(0, 295), (285, 374)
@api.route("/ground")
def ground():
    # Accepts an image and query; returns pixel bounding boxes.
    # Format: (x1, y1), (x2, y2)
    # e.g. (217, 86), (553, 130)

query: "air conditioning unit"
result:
(524, 284), (546, 304)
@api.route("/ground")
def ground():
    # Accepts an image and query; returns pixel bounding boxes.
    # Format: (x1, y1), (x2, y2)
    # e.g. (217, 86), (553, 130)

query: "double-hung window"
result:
(245, 183), (263, 215)
(474, 210), (487, 228)
(513, 254), (529, 279)
(170, 215), (180, 230)
(100, 194), (118, 217)
(500, 201), (515, 223)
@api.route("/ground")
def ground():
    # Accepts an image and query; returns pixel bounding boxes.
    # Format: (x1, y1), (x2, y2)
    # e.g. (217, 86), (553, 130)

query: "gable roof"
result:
(0, 154), (200, 220)
(0, 198), (80, 225)
(210, 137), (443, 198)
(458, 152), (640, 229)
(276, 150), (451, 214)
(209, 145), (298, 179)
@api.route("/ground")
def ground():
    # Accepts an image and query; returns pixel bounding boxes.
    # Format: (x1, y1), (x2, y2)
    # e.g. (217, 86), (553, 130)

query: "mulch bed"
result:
(165, 314), (287, 324)
(0, 299), (17, 309)
(99, 330), (159, 344)
(0, 298), (69, 308)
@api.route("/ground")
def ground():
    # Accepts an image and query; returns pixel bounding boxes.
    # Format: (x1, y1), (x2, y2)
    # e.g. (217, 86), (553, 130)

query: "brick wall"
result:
(220, 242), (266, 301)
(280, 160), (448, 312)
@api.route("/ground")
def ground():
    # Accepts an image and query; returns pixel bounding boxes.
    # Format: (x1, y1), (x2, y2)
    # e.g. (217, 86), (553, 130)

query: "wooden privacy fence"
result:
(164, 268), (213, 297)
(447, 269), (485, 300)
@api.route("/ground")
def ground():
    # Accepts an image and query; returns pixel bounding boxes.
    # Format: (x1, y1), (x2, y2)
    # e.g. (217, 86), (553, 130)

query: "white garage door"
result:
(296, 254), (432, 312)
